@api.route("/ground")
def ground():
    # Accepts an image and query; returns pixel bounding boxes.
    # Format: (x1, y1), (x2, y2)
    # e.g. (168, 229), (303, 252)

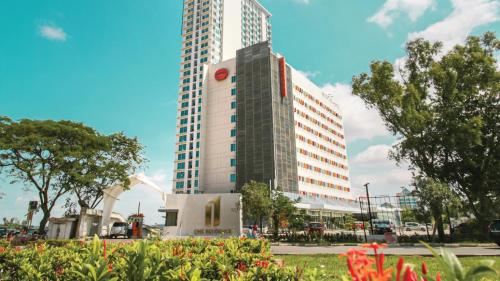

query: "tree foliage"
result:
(0, 116), (144, 232)
(352, 32), (500, 226)
(240, 181), (272, 227)
(270, 188), (298, 239)
(413, 176), (459, 241)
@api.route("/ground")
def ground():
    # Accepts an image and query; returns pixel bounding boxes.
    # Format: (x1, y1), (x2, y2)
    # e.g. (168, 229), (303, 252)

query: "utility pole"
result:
(364, 183), (374, 235)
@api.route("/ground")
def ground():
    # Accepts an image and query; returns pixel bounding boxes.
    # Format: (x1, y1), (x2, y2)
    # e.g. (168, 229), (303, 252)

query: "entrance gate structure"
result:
(100, 174), (167, 237)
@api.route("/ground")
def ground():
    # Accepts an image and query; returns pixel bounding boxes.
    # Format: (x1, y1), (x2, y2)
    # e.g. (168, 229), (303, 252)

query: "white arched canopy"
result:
(100, 174), (167, 236)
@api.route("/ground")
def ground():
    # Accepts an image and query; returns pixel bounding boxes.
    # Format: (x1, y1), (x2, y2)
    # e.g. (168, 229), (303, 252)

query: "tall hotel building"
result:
(173, 0), (357, 219)
(174, 0), (271, 193)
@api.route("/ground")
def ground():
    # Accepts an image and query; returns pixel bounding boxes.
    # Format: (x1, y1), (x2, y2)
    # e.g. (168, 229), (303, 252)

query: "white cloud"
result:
(297, 70), (320, 79)
(368, 0), (436, 28)
(38, 23), (67, 42)
(349, 143), (413, 196)
(352, 144), (392, 165)
(322, 83), (389, 142)
(408, 0), (500, 52)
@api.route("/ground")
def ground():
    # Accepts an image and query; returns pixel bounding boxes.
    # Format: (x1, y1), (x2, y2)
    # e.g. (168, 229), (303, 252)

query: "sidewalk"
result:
(272, 245), (500, 256)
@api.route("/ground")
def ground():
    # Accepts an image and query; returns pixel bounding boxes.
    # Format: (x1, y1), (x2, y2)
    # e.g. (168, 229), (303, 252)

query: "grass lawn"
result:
(277, 255), (500, 280)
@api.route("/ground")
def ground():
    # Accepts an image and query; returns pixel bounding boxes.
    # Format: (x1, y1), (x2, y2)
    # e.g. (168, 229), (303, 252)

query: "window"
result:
(180, 110), (189, 116)
(194, 180), (198, 187)
(231, 129), (236, 137)
(178, 153), (186, 160)
(231, 115), (236, 123)
(231, 101), (236, 109)
(230, 159), (236, 167)
(179, 127), (187, 133)
(179, 135), (187, 142)
(165, 211), (178, 226)
(230, 174), (236, 182)
(230, 143), (236, 152)
(231, 88), (237, 96)
(231, 76), (236, 83)
(176, 172), (185, 179)
(181, 102), (189, 108)
(178, 144), (187, 151)
(175, 182), (184, 189)
(177, 162), (185, 169)
(180, 118), (188, 125)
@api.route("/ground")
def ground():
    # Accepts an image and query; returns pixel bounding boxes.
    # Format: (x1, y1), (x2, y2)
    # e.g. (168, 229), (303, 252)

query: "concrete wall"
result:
(162, 193), (241, 237)
(199, 59), (237, 193)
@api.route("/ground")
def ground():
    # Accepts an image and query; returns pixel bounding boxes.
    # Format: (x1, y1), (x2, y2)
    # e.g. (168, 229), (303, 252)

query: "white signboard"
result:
(161, 193), (242, 238)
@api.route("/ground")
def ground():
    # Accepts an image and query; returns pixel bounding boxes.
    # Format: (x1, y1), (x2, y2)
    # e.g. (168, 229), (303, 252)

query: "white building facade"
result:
(173, 0), (271, 194)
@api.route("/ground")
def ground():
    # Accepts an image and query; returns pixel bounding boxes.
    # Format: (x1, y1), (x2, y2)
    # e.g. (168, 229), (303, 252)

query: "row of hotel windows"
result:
(295, 121), (346, 149)
(296, 134), (347, 160)
(293, 96), (344, 139)
(294, 108), (344, 138)
(175, 180), (198, 189)
(298, 176), (350, 192)
(298, 191), (354, 203)
(294, 97), (344, 139)
(297, 161), (349, 181)
(298, 148), (348, 170)
(294, 107), (342, 130)
(294, 85), (342, 119)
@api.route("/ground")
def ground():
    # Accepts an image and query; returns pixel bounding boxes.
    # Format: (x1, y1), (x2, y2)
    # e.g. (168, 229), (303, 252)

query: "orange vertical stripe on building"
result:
(279, 57), (287, 97)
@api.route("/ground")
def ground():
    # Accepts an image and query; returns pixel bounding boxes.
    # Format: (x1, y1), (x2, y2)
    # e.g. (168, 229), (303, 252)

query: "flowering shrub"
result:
(0, 236), (318, 280)
(341, 243), (498, 281)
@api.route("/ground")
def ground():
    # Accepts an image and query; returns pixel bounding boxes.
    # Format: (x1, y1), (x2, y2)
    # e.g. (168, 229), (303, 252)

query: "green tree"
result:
(288, 209), (310, 234)
(0, 116), (144, 233)
(64, 132), (144, 211)
(240, 181), (272, 231)
(401, 208), (417, 223)
(270, 188), (298, 240)
(413, 176), (458, 242)
(352, 32), (500, 228)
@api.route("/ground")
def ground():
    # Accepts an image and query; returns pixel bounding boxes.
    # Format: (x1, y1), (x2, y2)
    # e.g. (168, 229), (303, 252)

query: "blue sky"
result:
(0, 0), (499, 225)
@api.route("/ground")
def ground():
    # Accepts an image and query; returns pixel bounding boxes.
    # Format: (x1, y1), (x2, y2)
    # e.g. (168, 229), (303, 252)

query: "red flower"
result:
(237, 261), (247, 272)
(436, 272), (441, 281)
(255, 260), (270, 268)
(421, 262), (428, 274)
(0, 247), (5, 254)
(103, 240), (107, 259)
(396, 257), (405, 281)
(108, 263), (113, 272)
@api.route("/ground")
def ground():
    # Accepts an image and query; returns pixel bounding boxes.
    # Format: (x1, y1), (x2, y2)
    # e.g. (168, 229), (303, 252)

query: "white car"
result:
(404, 222), (426, 232)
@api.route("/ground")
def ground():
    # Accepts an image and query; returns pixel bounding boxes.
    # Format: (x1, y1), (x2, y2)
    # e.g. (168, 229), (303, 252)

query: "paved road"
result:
(272, 245), (500, 256)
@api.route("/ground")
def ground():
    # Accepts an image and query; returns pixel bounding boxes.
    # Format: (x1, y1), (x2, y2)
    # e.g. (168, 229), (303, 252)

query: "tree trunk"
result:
(38, 208), (50, 234)
(435, 214), (445, 242)
(273, 215), (279, 241)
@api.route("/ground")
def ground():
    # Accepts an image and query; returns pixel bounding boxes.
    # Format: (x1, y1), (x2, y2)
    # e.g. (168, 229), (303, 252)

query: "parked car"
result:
(109, 222), (129, 239)
(488, 219), (500, 246)
(372, 219), (394, 234)
(307, 222), (325, 235)
(354, 221), (365, 229)
(0, 228), (6, 238)
(405, 222), (426, 232)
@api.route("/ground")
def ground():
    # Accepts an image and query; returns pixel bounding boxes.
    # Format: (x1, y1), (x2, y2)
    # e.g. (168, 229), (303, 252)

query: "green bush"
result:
(0, 236), (317, 280)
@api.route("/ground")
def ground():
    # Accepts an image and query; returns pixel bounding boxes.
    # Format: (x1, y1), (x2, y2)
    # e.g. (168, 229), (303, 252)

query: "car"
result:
(0, 228), (6, 238)
(488, 219), (500, 246)
(372, 219), (394, 234)
(109, 222), (129, 239)
(405, 222), (426, 232)
(307, 222), (325, 235)
(354, 221), (365, 229)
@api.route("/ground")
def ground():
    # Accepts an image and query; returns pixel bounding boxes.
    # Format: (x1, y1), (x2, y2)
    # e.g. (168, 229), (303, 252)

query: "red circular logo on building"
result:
(215, 68), (229, 81)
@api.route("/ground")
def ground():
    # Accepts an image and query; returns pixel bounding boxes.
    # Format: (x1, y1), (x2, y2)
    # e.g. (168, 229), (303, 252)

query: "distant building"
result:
(396, 187), (418, 209)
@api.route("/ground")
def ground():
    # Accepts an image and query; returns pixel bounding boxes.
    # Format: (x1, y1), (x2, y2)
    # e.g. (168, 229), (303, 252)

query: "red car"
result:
(307, 222), (325, 235)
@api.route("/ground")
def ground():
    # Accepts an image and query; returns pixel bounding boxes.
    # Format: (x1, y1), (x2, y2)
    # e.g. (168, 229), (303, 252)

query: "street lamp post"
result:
(364, 183), (374, 235)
